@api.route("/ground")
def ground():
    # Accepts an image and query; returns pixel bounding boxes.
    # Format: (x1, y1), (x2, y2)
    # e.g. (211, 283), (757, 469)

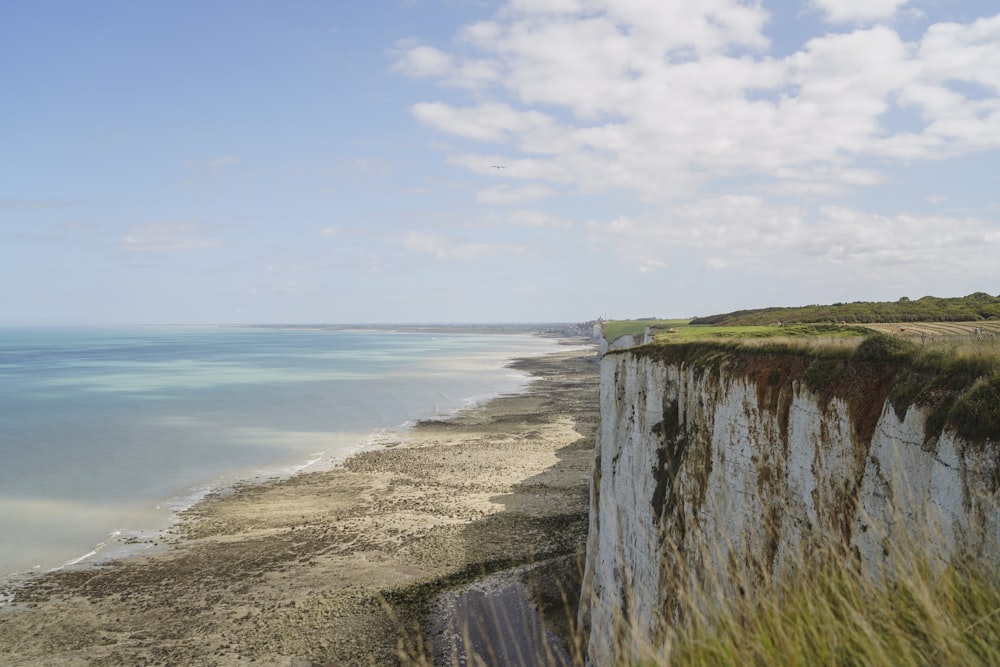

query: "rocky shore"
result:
(0, 345), (599, 666)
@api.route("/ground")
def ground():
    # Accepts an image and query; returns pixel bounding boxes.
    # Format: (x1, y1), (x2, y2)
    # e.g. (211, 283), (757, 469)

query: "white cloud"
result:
(393, 44), (454, 78)
(398, 2), (1000, 299)
(399, 4), (1000, 201)
(208, 156), (236, 171)
(812, 206), (1000, 257)
(412, 102), (556, 144)
(401, 231), (527, 260)
(401, 231), (479, 260)
(121, 222), (221, 252)
(262, 263), (311, 276)
(919, 14), (1000, 90)
(506, 0), (582, 13)
(504, 209), (572, 229)
(590, 196), (1000, 280)
(811, 0), (913, 24)
(476, 184), (554, 204)
(392, 43), (499, 88)
(351, 158), (393, 175)
(872, 14), (1000, 158)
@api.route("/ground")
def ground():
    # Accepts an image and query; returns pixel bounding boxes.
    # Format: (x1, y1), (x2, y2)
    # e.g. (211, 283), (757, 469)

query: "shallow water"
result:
(0, 326), (566, 580)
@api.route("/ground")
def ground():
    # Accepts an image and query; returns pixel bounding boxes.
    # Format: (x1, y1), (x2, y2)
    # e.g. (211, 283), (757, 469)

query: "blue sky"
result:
(2, 1), (999, 325)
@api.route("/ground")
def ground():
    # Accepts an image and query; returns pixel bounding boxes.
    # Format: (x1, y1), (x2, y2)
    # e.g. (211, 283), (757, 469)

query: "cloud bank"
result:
(396, 1), (1000, 297)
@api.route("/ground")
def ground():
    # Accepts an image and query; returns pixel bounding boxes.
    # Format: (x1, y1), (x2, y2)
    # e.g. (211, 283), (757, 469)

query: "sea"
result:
(0, 325), (574, 595)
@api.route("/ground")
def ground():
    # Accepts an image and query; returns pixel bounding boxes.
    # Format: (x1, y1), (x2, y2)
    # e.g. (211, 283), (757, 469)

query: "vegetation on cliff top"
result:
(611, 325), (1000, 445)
(689, 291), (1000, 326)
(601, 295), (1000, 444)
(601, 319), (871, 343)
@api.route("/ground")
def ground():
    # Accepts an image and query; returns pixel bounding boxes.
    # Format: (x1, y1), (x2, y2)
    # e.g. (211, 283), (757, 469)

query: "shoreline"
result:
(0, 342), (600, 666)
(0, 425), (404, 598)
(0, 331), (573, 589)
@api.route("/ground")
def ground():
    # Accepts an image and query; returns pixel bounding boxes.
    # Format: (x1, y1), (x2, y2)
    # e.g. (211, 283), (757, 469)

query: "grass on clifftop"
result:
(658, 545), (1000, 667)
(605, 319), (1000, 377)
(601, 320), (868, 345)
(604, 321), (1000, 445)
(599, 292), (1000, 345)
(688, 291), (1000, 326)
(603, 320), (873, 358)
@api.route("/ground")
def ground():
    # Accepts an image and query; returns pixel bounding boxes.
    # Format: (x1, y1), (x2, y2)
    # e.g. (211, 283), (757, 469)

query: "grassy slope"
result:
(663, 549), (1000, 667)
(688, 292), (1000, 326)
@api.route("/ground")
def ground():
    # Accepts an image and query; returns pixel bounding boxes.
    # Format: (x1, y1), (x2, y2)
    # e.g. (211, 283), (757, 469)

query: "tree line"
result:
(690, 292), (1000, 326)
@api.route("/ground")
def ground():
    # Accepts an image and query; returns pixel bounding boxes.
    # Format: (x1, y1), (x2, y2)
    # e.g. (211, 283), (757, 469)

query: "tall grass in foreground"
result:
(395, 507), (1000, 666)
(658, 551), (1000, 667)
(617, 490), (1000, 667)
(395, 541), (1000, 666)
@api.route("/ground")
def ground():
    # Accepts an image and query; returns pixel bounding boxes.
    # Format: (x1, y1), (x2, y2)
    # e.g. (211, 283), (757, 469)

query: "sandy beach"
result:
(0, 345), (599, 666)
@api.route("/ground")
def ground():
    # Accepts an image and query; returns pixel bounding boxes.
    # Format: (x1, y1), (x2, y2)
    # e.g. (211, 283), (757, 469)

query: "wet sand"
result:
(0, 345), (599, 666)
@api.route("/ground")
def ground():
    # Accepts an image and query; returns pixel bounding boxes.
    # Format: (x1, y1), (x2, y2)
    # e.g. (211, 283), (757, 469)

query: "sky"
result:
(2, 1), (999, 325)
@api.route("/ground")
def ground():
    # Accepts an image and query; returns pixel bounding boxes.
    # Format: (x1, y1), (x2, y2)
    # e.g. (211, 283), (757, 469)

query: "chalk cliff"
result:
(579, 342), (1000, 665)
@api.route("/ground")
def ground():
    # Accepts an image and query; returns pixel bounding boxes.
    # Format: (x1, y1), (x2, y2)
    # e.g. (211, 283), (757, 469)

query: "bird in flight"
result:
(491, 164), (506, 169)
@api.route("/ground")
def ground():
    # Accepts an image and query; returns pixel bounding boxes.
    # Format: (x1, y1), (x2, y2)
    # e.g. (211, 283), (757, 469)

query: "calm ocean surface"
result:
(0, 326), (569, 585)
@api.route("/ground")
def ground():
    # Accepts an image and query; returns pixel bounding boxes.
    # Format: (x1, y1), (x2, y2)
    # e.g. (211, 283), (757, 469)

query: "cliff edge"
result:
(579, 339), (1000, 665)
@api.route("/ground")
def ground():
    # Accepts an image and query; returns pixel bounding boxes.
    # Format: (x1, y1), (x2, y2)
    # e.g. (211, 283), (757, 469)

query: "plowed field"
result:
(862, 321), (1000, 337)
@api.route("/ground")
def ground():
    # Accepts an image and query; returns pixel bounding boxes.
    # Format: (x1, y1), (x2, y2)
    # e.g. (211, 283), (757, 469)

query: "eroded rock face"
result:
(580, 348), (1000, 666)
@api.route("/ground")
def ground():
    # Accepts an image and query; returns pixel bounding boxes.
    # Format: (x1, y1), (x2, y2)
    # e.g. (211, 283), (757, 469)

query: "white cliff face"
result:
(580, 348), (1000, 666)
(599, 333), (647, 356)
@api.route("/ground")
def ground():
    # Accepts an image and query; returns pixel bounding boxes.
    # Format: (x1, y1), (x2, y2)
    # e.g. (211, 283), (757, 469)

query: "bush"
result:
(950, 375), (1000, 443)
(853, 334), (917, 363)
(803, 359), (845, 394)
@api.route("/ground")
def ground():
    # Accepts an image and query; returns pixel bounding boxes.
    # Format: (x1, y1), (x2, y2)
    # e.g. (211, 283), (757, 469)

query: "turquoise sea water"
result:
(0, 326), (568, 586)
